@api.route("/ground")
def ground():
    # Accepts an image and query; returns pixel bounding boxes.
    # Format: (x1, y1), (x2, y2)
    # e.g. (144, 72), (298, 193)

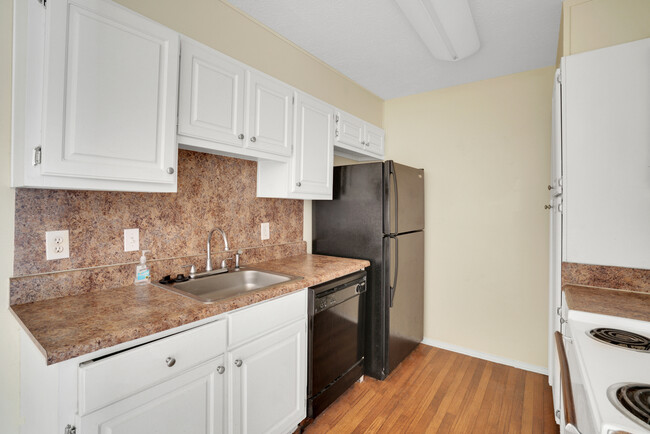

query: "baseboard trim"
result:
(421, 338), (548, 376)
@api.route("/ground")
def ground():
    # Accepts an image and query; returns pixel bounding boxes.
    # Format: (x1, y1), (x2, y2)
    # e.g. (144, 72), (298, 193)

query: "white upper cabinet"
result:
(335, 111), (365, 150)
(178, 37), (246, 151)
(256, 92), (333, 200)
(563, 38), (650, 270)
(12, 0), (180, 192)
(364, 123), (385, 156)
(334, 110), (385, 161)
(246, 71), (294, 158)
(291, 93), (334, 197)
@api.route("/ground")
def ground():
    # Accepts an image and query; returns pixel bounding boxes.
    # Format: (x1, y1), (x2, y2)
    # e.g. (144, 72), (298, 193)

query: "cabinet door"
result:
(364, 123), (385, 156)
(335, 111), (365, 150)
(246, 71), (293, 157)
(42, 0), (179, 185)
(80, 356), (227, 434)
(230, 320), (306, 434)
(178, 38), (246, 149)
(563, 38), (650, 269)
(291, 93), (334, 197)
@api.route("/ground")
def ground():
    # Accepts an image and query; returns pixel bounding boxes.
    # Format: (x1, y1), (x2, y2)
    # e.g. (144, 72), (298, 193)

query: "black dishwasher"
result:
(308, 270), (366, 418)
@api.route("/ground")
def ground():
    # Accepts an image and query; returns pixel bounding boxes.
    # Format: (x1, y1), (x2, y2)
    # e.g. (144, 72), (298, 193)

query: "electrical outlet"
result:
(124, 228), (139, 252)
(46, 230), (70, 260)
(261, 222), (270, 240)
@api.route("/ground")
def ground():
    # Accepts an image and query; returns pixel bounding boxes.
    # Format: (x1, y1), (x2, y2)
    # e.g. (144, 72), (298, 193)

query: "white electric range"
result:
(561, 309), (650, 434)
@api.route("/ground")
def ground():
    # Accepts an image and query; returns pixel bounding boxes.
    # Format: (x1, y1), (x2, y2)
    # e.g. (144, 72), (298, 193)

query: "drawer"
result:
(228, 289), (306, 348)
(79, 319), (226, 415)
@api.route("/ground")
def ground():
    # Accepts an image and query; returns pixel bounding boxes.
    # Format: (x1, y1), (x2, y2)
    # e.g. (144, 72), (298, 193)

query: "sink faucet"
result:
(206, 228), (229, 272)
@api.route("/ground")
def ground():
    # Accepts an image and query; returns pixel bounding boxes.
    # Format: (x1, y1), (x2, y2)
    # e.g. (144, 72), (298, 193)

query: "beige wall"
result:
(0, 1), (382, 432)
(384, 66), (555, 368)
(557, 0), (650, 63)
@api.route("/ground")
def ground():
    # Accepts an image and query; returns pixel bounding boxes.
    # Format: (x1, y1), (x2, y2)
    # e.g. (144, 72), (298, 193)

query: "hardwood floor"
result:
(305, 344), (559, 434)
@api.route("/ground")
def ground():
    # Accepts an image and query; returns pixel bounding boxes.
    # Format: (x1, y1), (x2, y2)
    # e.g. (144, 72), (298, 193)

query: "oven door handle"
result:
(554, 331), (581, 434)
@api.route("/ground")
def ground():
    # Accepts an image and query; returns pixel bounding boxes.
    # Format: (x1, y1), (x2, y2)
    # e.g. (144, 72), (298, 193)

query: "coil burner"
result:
(608, 383), (650, 430)
(588, 328), (650, 352)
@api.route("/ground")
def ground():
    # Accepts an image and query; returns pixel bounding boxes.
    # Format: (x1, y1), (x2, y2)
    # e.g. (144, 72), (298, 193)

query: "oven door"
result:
(555, 329), (597, 434)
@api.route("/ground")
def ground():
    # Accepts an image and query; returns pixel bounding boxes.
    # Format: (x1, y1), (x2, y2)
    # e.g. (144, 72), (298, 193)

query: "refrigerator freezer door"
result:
(385, 230), (424, 374)
(384, 162), (425, 235)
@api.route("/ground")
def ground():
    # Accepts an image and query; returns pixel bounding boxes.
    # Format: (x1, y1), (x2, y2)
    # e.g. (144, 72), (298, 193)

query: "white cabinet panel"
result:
(364, 123), (385, 156)
(79, 319), (226, 415)
(291, 93), (333, 197)
(563, 38), (650, 270)
(230, 320), (306, 434)
(178, 38), (246, 149)
(333, 110), (384, 161)
(246, 72), (294, 157)
(41, 0), (179, 187)
(80, 356), (227, 434)
(335, 111), (365, 150)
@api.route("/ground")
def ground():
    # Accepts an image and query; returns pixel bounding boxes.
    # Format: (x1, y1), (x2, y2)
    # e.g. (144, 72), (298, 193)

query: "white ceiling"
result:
(226, 0), (562, 100)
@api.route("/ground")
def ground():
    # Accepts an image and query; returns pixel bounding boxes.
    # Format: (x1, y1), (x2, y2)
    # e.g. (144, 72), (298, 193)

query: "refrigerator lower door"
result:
(384, 230), (424, 374)
(384, 161), (425, 235)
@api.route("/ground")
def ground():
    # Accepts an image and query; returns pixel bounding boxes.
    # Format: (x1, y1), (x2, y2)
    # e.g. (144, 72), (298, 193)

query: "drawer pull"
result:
(234, 359), (243, 367)
(165, 357), (176, 367)
(217, 366), (225, 375)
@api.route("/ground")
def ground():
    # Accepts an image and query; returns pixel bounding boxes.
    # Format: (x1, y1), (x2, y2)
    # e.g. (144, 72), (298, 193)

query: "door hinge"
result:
(556, 71), (562, 84)
(37, 0), (46, 7)
(64, 425), (76, 434)
(335, 114), (339, 123)
(292, 96), (295, 105)
(335, 129), (339, 138)
(32, 146), (42, 166)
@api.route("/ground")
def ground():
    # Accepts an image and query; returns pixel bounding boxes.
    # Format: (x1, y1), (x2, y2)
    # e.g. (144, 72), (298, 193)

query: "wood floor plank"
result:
(305, 344), (558, 434)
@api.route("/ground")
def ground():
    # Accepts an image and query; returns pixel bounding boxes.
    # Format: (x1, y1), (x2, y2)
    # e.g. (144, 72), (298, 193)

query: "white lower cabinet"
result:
(53, 290), (308, 434)
(230, 320), (306, 434)
(79, 356), (227, 434)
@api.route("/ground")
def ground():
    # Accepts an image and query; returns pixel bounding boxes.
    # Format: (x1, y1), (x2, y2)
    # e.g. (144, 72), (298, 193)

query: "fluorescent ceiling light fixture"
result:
(395, 0), (480, 62)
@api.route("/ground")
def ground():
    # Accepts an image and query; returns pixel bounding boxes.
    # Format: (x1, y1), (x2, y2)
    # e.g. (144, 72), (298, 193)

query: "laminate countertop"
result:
(10, 254), (369, 365)
(563, 284), (650, 322)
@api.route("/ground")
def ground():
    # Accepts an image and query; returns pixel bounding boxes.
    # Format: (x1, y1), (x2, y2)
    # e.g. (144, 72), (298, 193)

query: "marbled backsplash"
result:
(562, 262), (650, 294)
(11, 150), (305, 304)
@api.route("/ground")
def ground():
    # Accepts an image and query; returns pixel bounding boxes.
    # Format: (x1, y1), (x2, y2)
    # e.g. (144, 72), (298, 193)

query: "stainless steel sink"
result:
(153, 268), (301, 303)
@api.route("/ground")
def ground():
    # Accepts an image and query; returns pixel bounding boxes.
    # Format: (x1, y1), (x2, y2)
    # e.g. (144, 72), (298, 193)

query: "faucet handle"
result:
(182, 264), (197, 275)
(220, 257), (233, 269)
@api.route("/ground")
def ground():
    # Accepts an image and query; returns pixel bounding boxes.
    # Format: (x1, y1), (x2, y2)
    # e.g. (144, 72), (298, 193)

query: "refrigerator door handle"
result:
(390, 236), (399, 308)
(389, 161), (399, 235)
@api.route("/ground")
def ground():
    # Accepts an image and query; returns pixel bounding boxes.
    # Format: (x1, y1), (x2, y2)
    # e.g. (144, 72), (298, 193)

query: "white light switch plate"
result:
(46, 230), (70, 260)
(124, 228), (139, 252)
(261, 222), (270, 240)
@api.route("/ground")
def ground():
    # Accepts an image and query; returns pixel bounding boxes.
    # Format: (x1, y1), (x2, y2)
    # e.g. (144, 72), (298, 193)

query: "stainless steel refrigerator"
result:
(313, 161), (424, 380)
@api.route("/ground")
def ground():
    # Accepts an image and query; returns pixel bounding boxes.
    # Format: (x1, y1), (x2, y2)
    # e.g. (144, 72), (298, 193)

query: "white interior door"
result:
(335, 111), (365, 150)
(563, 38), (650, 270)
(178, 38), (246, 148)
(246, 71), (293, 157)
(42, 0), (179, 184)
(80, 357), (226, 434)
(291, 93), (333, 196)
(230, 320), (306, 434)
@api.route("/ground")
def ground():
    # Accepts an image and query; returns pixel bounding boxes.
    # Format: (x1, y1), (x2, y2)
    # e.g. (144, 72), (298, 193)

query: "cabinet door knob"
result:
(296, 182), (301, 187)
(165, 357), (176, 367)
(167, 167), (175, 175)
(217, 366), (225, 374)
(234, 359), (243, 367)
(238, 134), (244, 140)
(250, 137), (256, 142)
(547, 184), (554, 190)
(544, 204), (553, 210)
